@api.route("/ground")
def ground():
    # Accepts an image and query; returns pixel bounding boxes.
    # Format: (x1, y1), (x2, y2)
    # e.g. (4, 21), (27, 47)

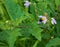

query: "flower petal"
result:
(51, 18), (57, 25)
(24, 1), (30, 7)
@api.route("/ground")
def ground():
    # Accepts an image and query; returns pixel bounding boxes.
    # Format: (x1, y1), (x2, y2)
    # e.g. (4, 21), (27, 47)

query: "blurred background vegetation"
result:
(0, 0), (60, 47)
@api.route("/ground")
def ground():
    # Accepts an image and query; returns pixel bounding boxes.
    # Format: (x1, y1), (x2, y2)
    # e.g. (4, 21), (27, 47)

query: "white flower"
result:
(38, 15), (47, 24)
(24, 1), (30, 7)
(42, 18), (47, 24)
(51, 18), (57, 25)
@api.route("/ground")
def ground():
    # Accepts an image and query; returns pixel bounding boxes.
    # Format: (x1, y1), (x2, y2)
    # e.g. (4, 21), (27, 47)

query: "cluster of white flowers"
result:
(38, 15), (57, 25)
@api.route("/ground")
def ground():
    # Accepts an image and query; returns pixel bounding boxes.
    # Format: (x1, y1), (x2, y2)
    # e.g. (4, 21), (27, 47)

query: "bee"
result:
(38, 15), (47, 24)
(39, 17), (46, 22)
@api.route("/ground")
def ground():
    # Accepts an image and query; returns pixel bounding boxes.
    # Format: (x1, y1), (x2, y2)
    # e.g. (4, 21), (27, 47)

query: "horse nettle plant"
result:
(0, 0), (60, 47)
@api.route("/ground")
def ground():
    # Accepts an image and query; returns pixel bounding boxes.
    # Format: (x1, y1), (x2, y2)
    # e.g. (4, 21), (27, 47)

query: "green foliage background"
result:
(0, 0), (60, 47)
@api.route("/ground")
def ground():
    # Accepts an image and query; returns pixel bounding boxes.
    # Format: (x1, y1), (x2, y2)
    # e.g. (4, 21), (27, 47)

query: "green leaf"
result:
(30, 4), (36, 17)
(30, 28), (42, 41)
(0, 42), (8, 47)
(20, 20), (42, 41)
(55, 0), (60, 6)
(2, 0), (24, 25)
(7, 29), (21, 47)
(0, 5), (4, 20)
(29, 22), (42, 41)
(42, 32), (50, 39)
(33, 40), (39, 47)
(46, 37), (60, 47)
(56, 20), (60, 36)
(0, 29), (22, 47)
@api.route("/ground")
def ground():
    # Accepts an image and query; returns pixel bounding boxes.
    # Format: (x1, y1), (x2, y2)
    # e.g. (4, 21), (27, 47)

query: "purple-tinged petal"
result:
(51, 18), (57, 25)
(24, 1), (30, 7)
